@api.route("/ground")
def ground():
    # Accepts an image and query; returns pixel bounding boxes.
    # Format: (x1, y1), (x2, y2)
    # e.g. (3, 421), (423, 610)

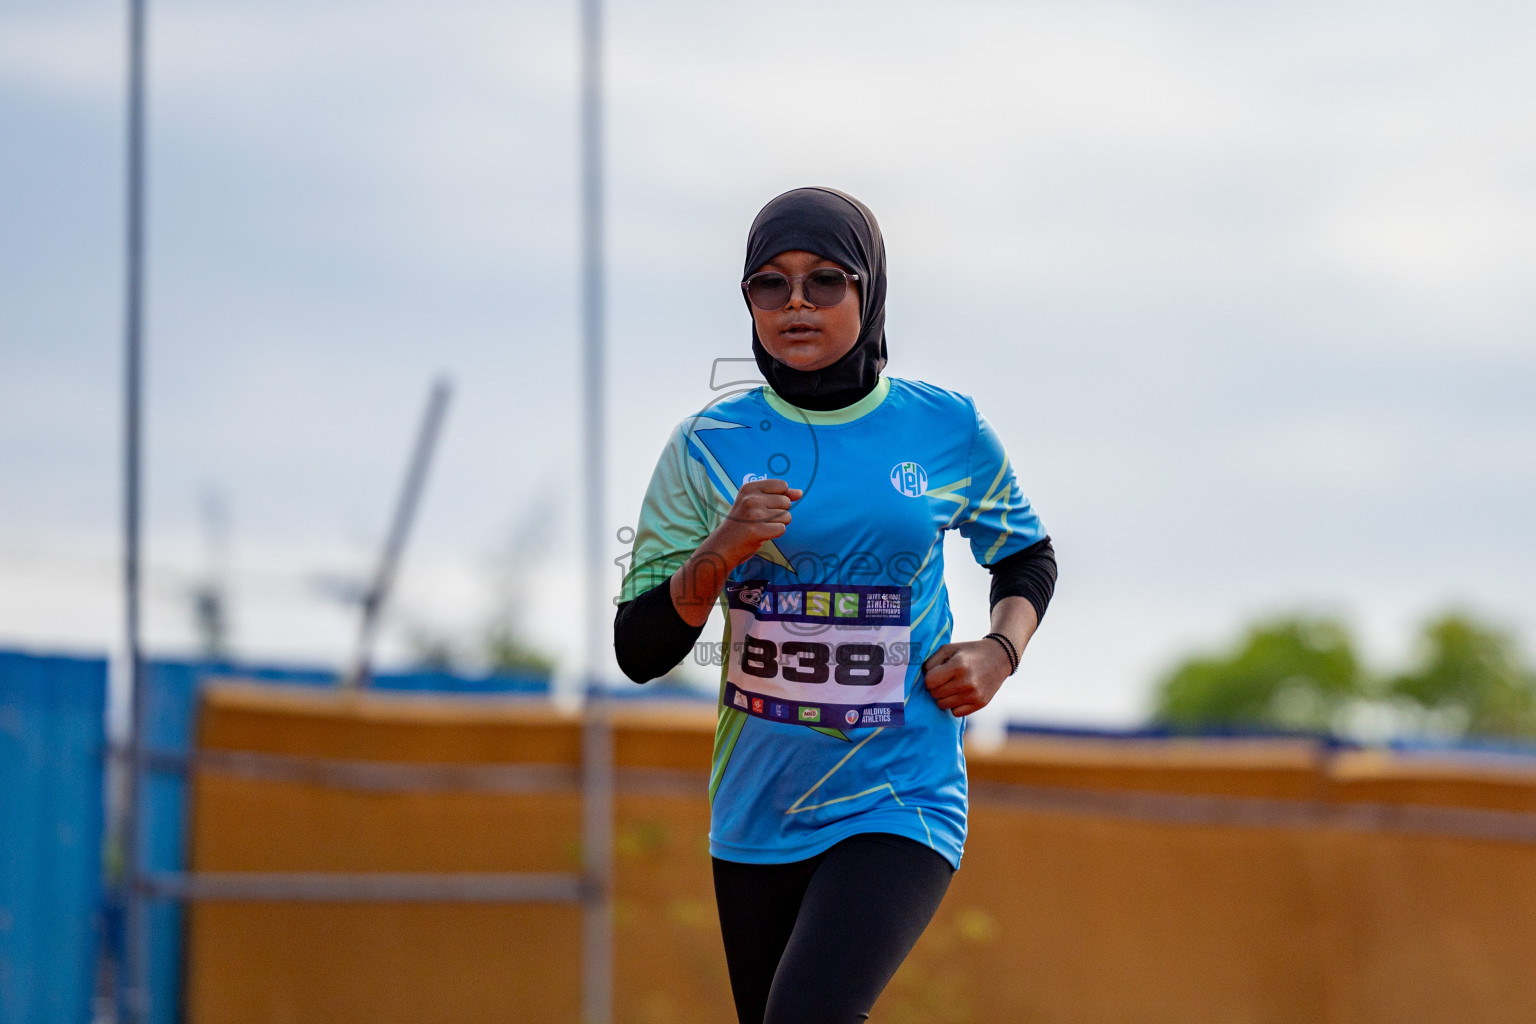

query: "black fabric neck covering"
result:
(743, 187), (888, 412)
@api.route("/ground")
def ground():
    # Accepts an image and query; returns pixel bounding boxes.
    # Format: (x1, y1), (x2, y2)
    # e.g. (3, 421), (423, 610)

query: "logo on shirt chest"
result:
(890, 462), (928, 497)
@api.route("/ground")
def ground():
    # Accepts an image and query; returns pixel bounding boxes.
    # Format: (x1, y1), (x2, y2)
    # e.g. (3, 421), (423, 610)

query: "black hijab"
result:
(742, 187), (888, 411)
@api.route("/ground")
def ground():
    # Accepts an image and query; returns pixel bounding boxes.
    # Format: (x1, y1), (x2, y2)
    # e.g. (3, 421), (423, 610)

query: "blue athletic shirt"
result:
(619, 376), (1046, 868)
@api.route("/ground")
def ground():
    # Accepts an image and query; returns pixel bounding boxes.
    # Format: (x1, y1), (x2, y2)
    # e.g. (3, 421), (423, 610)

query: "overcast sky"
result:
(3, 0), (1533, 728)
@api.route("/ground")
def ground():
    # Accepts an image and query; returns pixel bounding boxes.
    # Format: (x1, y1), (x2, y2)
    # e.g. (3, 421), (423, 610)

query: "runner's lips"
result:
(783, 322), (818, 336)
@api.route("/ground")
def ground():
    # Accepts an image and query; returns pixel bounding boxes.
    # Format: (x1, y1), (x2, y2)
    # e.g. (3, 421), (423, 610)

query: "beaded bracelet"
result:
(983, 632), (1020, 675)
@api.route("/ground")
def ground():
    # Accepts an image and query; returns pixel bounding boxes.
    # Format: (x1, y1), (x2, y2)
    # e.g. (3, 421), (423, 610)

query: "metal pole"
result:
(578, 0), (612, 1019)
(341, 376), (453, 690)
(121, 0), (149, 1019)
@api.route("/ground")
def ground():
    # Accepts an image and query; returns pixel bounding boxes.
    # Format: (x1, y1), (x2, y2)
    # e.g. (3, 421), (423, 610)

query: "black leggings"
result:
(712, 832), (954, 1024)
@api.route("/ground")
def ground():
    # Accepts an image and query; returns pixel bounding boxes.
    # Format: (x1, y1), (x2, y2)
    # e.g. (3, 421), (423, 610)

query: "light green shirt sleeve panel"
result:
(620, 422), (722, 604)
(956, 404), (1048, 566)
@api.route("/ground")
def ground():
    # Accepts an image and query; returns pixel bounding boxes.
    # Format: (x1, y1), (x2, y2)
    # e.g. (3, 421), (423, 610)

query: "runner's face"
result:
(750, 250), (862, 373)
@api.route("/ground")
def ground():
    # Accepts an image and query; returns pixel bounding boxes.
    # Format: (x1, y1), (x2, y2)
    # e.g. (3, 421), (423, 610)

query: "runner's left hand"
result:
(921, 640), (1012, 717)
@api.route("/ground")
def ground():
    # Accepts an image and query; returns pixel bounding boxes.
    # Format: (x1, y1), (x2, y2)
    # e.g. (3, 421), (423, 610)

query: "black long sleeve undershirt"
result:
(987, 536), (1056, 626)
(613, 578), (706, 684)
(612, 536), (1057, 685)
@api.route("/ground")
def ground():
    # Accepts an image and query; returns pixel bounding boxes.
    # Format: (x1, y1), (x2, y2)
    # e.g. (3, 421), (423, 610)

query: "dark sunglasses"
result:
(741, 268), (860, 310)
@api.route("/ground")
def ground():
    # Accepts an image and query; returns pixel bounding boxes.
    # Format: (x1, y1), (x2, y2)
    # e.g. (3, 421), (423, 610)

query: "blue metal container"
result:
(0, 650), (108, 1024)
(132, 658), (550, 1024)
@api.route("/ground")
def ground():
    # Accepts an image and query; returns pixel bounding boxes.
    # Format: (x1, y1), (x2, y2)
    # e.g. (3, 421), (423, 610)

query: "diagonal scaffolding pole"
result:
(121, 0), (150, 1019)
(578, 0), (613, 1019)
(341, 376), (453, 690)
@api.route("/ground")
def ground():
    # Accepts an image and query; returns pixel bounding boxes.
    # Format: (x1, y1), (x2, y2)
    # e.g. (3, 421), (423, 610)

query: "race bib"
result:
(722, 580), (910, 729)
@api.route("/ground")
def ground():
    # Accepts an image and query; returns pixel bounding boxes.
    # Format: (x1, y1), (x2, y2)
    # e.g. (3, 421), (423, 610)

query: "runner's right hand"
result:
(707, 478), (802, 568)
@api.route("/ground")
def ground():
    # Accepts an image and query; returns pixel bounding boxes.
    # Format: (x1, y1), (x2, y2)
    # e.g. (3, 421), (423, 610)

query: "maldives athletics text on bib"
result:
(722, 579), (911, 729)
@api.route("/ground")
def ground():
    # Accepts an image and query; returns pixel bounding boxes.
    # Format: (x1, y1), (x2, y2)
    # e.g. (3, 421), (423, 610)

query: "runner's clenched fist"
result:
(668, 478), (802, 627)
(710, 478), (803, 568)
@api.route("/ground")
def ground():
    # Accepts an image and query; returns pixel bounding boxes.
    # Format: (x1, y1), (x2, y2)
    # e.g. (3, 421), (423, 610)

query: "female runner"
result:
(613, 187), (1056, 1024)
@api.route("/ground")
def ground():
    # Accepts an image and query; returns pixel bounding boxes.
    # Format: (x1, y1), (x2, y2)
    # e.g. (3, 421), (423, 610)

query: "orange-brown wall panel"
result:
(185, 684), (1536, 1024)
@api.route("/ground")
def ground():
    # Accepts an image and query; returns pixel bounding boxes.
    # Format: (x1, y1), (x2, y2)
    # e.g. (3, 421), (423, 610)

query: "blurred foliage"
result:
(403, 498), (558, 676)
(1152, 610), (1536, 740)
(404, 628), (457, 671)
(1388, 613), (1536, 738)
(480, 499), (558, 675)
(1154, 616), (1362, 733)
(483, 624), (556, 675)
(405, 623), (555, 676)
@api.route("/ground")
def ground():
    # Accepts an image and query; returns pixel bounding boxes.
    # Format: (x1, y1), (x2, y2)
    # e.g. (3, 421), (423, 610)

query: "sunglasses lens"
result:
(804, 269), (848, 307)
(746, 273), (791, 309)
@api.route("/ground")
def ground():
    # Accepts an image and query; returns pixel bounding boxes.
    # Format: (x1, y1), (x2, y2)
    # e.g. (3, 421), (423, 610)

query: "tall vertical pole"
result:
(577, 0), (613, 1021)
(121, 0), (150, 1020)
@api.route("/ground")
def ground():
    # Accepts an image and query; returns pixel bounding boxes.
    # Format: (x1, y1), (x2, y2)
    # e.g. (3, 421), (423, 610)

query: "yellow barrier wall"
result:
(185, 684), (1536, 1024)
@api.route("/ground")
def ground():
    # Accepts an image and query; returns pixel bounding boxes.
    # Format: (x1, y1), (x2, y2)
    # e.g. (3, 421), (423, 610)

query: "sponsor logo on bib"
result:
(834, 593), (859, 617)
(751, 697), (764, 714)
(866, 592), (903, 618)
(844, 709), (860, 726)
(733, 691), (747, 709)
(798, 706), (821, 722)
(805, 592), (830, 617)
(890, 462), (928, 497)
(777, 591), (802, 615)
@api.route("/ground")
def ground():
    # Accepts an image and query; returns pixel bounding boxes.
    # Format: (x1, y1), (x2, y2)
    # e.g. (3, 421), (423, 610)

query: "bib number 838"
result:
(740, 637), (885, 686)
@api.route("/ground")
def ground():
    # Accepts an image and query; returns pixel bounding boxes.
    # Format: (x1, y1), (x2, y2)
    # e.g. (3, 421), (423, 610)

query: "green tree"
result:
(1152, 615), (1363, 733)
(483, 623), (556, 676)
(405, 628), (458, 671)
(403, 624), (556, 676)
(480, 498), (557, 676)
(1388, 613), (1536, 738)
